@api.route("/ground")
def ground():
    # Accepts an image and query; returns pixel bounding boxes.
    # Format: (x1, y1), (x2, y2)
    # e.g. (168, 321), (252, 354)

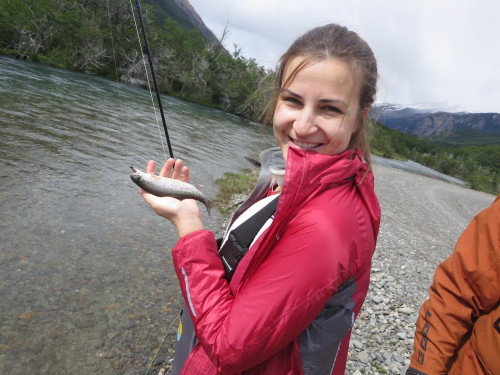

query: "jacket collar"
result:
(282, 147), (366, 200)
(228, 147), (372, 229)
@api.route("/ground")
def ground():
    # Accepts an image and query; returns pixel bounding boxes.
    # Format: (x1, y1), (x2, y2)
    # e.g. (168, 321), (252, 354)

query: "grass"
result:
(214, 169), (258, 215)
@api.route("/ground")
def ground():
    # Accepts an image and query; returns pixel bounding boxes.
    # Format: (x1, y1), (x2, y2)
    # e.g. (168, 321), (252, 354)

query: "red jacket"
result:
(171, 147), (381, 374)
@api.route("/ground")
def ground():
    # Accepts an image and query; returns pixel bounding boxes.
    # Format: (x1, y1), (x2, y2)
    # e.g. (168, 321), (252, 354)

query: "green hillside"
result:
(372, 122), (499, 194)
(422, 129), (500, 147)
(147, 0), (194, 28)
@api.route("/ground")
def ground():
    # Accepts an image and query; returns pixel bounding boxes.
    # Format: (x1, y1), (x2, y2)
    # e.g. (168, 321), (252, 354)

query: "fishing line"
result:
(105, 5), (178, 372)
(143, 312), (180, 375)
(129, 0), (174, 159)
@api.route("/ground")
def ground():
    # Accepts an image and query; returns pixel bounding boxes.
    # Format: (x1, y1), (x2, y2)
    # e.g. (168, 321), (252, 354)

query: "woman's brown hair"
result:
(265, 24), (378, 167)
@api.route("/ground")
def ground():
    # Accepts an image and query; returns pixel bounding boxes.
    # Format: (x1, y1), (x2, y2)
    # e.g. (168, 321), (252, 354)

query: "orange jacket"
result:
(406, 194), (500, 375)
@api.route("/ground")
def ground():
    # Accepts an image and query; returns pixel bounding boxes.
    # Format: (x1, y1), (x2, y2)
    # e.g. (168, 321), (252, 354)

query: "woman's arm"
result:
(172, 204), (363, 373)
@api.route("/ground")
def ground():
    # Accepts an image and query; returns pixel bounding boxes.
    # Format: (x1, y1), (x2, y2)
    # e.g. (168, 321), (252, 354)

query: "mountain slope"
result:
(371, 104), (500, 146)
(145, 0), (216, 40)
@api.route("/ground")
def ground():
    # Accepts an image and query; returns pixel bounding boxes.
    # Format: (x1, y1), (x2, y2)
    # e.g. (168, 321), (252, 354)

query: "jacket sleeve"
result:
(407, 196), (500, 375)
(171, 201), (368, 374)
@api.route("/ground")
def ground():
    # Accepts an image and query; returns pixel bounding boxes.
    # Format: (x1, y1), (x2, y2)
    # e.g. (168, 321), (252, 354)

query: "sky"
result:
(188, 0), (500, 113)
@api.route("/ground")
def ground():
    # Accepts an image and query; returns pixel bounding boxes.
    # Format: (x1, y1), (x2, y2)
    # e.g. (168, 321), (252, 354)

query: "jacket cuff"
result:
(175, 229), (213, 243)
(172, 229), (218, 262)
(405, 367), (428, 375)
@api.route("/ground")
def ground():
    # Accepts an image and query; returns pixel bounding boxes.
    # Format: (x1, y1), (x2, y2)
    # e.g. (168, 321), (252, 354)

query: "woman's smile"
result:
(290, 138), (323, 150)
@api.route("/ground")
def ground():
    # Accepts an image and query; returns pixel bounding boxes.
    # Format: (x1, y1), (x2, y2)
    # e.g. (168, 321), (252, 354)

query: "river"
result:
(0, 56), (275, 374)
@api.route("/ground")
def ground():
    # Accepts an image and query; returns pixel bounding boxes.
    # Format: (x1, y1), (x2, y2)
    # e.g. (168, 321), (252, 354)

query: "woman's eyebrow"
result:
(281, 88), (349, 107)
(280, 88), (301, 98)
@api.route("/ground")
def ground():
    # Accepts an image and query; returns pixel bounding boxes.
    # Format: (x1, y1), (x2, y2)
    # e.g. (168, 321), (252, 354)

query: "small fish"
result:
(130, 166), (213, 215)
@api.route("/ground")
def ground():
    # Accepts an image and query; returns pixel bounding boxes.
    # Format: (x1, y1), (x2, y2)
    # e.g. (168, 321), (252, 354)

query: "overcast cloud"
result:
(189, 0), (500, 113)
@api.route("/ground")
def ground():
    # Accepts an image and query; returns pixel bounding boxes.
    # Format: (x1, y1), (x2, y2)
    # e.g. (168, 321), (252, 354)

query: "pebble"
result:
(352, 340), (364, 350)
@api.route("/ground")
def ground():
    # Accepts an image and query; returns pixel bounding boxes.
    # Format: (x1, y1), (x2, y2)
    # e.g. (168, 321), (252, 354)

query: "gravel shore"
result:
(345, 163), (496, 375)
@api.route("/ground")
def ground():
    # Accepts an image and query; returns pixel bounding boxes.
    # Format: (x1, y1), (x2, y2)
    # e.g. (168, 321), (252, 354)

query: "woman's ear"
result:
(361, 106), (371, 120)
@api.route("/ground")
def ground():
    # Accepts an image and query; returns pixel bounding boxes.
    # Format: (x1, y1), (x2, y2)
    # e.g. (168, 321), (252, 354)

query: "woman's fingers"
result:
(181, 166), (190, 183)
(159, 158), (175, 177)
(171, 159), (183, 179)
(146, 160), (156, 175)
(147, 159), (189, 182)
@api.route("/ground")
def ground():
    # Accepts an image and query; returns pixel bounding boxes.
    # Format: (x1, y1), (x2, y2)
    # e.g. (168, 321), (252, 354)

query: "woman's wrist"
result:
(172, 215), (205, 237)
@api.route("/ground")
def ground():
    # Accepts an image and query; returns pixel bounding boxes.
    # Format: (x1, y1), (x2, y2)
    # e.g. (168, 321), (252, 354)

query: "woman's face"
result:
(273, 57), (363, 162)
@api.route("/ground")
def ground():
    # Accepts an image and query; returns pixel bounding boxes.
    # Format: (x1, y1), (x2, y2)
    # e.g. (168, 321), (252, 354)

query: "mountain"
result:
(146, 0), (216, 40)
(371, 104), (500, 146)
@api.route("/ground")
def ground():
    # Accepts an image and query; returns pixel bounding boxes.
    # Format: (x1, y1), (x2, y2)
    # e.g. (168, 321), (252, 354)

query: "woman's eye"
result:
(283, 96), (301, 105)
(323, 105), (342, 114)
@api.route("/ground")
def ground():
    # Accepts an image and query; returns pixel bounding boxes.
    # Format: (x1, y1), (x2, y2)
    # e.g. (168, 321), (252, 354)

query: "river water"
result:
(0, 56), (275, 374)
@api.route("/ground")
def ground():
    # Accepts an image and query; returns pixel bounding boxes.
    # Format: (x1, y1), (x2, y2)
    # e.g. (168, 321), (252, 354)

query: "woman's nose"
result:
(293, 108), (316, 135)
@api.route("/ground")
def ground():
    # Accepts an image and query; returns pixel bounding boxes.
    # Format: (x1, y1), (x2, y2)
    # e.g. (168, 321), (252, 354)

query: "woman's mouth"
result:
(291, 139), (322, 149)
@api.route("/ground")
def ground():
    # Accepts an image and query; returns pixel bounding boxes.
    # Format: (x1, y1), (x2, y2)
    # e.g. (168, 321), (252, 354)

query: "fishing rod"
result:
(133, 0), (174, 159)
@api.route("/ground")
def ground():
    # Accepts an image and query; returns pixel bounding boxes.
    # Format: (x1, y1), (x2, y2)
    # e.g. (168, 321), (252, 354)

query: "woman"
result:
(140, 23), (381, 375)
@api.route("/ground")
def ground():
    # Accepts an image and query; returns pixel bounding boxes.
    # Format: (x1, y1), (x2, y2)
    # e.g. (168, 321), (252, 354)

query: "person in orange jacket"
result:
(406, 194), (499, 375)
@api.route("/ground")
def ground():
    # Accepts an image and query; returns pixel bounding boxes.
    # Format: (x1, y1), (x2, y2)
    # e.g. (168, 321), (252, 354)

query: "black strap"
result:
(218, 195), (279, 280)
(230, 195), (279, 250)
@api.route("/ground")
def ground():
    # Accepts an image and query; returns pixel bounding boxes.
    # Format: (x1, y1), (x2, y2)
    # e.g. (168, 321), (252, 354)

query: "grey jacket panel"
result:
(300, 277), (357, 375)
(172, 303), (197, 375)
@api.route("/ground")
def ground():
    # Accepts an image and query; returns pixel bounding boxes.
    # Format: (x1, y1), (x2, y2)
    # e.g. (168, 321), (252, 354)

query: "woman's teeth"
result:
(293, 140), (322, 149)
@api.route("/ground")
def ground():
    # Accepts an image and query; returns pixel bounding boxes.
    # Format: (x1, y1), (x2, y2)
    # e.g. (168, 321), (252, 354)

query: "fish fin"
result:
(130, 166), (138, 172)
(204, 199), (214, 216)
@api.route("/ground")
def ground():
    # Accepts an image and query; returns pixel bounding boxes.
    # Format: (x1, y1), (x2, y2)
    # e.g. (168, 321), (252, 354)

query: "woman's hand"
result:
(140, 158), (204, 237)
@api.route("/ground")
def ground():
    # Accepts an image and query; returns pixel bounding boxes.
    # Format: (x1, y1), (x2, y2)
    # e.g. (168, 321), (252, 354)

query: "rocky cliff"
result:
(371, 104), (500, 145)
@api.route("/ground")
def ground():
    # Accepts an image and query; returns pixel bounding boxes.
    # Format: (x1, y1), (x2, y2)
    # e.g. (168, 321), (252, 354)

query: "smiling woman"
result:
(138, 23), (381, 375)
